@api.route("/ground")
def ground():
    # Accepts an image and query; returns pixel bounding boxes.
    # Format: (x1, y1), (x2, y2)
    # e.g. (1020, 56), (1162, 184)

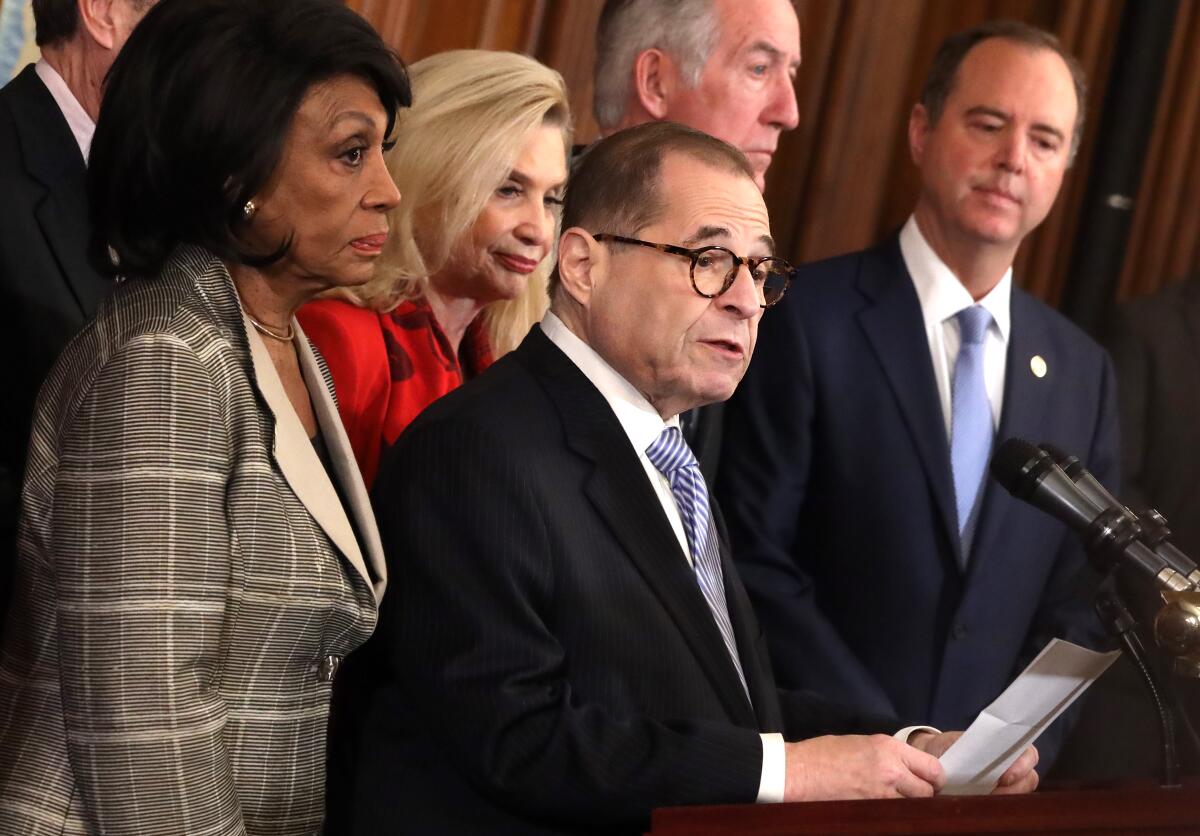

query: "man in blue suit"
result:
(718, 20), (1118, 771)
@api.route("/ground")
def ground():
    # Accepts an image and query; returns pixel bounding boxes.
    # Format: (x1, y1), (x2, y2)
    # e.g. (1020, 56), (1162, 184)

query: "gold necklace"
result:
(244, 311), (295, 342)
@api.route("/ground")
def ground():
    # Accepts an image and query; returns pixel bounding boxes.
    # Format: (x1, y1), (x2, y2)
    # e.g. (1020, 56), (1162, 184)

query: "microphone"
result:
(1040, 442), (1200, 588)
(1038, 443), (1120, 513)
(990, 438), (1193, 592)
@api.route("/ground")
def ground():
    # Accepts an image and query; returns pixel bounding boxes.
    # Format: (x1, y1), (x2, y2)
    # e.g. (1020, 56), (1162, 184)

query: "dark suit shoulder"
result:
(788, 240), (896, 298)
(1113, 278), (1200, 338)
(403, 346), (552, 435)
(0, 64), (44, 121)
(758, 239), (905, 355)
(0, 65), (82, 183)
(792, 239), (896, 282)
(0, 63), (40, 102)
(781, 238), (906, 316)
(1011, 286), (1110, 366)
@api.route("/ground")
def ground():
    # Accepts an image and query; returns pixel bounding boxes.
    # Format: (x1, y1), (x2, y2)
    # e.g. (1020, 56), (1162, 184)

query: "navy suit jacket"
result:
(0, 65), (112, 626)
(717, 235), (1118, 767)
(345, 327), (893, 835)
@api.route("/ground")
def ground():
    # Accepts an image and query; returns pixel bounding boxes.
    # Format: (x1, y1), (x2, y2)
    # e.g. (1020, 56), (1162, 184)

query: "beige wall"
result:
(1, 0), (41, 81)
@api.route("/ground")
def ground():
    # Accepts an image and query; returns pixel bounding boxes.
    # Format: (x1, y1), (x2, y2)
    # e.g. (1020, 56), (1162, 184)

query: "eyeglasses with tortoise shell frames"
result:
(591, 233), (794, 307)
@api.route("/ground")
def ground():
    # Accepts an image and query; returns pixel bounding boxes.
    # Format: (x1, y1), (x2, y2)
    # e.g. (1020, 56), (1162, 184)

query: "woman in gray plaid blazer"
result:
(0, 2), (410, 833)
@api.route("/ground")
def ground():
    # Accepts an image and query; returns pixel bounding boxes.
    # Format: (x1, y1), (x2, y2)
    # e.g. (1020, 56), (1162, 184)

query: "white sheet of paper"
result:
(938, 638), (1120, 795)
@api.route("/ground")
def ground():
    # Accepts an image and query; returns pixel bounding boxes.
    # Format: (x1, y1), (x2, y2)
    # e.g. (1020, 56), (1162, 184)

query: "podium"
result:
(648, 779), (1200, 834)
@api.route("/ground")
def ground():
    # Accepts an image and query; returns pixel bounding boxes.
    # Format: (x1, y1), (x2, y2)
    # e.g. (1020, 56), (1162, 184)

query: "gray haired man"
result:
(593, 0), (801, 192)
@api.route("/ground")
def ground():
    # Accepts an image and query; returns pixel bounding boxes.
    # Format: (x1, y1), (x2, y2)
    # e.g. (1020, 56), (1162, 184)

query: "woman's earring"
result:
(242, 200), (257, 220)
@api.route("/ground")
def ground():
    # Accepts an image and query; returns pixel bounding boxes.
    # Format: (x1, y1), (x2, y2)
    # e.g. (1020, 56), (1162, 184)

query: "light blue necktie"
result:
(646, 426), (748, 696)
(950, 305), (994, 554)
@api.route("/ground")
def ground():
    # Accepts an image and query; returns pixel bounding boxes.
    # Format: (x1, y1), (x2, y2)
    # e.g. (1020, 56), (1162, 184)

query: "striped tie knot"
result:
(647, 426), (708, 556)
(645, 426), (698, 475)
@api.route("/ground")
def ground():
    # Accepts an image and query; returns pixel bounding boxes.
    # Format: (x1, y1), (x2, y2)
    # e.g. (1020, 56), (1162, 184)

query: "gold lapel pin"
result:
(1030, 355), (1047, 378)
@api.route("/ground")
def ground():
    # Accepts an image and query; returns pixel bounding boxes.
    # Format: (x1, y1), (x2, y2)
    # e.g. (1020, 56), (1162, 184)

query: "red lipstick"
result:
(496, 253), (539, 274)
(350, 233), (388, 254)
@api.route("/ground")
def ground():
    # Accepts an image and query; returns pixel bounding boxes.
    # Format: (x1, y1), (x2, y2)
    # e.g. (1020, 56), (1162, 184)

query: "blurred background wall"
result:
(6, 0), (1198, 330)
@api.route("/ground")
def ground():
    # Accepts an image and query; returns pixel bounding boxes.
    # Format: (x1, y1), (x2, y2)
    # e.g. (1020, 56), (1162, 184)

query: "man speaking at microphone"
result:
(719, 20), (1118, 773)
(348, 123), (1037, 834)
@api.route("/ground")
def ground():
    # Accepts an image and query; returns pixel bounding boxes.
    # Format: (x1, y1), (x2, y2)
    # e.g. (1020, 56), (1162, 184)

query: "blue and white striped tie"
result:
(646, 426), (748, 696)
(951, 305), (994, 560)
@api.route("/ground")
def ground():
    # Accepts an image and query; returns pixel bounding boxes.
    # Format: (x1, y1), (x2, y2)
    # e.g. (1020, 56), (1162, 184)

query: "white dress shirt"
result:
(539, 312), (787, 803)
(35, 58), (95, 162)
(899, 215), (1012, 440)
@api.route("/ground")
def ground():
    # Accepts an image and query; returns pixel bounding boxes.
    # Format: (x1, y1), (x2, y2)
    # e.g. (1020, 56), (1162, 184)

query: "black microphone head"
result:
(1039, 442), (1083, 480)
(991, 437), (1104, 533)
(990, 438), (1054, 500)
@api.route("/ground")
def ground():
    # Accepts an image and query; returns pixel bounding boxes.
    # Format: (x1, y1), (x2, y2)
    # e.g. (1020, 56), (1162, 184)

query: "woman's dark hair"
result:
(88, 0), (411, 279)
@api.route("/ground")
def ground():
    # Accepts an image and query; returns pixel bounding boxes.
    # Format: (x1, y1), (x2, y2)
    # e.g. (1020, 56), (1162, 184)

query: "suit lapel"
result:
(520, 329), (757, 727)
(11, 66), (107, 318)
(297, 330), (387, 602)
(967, 291), (1051, 575)
(244, 316), (376, 597)
(855, 239), (961, 559)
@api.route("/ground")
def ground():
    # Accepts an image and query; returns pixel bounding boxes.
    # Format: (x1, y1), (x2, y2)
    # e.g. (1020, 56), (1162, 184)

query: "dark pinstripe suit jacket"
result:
(0, 247), (386, 835)
(348, 326), (890, 835)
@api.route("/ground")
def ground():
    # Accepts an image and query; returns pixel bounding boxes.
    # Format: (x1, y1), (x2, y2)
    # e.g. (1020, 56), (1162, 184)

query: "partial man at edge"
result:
(0, 0), (155, 627)
(1050, 281), (1200, 780)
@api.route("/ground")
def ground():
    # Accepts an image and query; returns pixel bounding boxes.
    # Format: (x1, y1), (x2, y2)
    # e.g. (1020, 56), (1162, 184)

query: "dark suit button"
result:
(318, 654), (342, 682)
(951, 624), (969, 640)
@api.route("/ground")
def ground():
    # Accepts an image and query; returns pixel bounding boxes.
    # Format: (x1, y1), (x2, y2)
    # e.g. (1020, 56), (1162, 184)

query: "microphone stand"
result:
(992, 440), (1200, 776)
(1153, 587), (1200, 763)
(1137, 509), (1200, 770)
(1094, 578), (1180, 788)
(1172, 677), (1200, 772)
(1084, 504), (1200, 781)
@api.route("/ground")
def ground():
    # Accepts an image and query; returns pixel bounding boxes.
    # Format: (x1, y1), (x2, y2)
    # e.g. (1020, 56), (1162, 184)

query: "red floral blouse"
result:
(297, 297), (493, 487)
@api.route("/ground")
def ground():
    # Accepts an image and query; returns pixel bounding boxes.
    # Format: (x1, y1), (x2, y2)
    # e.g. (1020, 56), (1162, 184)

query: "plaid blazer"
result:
(0, 246), (387, 835)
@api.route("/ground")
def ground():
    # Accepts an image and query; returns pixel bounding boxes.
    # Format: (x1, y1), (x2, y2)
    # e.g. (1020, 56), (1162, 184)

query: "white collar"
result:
(35, 58), (95, 163)
(899, 215), (1012, 339)
(539, 311), (678, 455)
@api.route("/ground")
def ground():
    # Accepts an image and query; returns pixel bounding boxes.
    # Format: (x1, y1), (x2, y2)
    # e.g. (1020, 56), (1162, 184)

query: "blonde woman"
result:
(298, 49), (571, 486)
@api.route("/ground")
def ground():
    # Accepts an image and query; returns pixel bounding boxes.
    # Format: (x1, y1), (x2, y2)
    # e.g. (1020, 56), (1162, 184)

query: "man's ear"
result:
(908, 103), (932, 166)
(78, 0), (119, 50)
(556, 228), (603, 308)
(632, 49), (673, 121)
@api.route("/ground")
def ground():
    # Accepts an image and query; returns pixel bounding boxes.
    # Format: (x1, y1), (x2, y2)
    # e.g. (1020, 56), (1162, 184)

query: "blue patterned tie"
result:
(646, 426), (748, 696)
(951, 305), (994, 554)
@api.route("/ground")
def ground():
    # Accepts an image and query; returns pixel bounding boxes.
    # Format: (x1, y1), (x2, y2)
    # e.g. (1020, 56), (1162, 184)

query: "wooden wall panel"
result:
(347, 0), (602, 137)
(787, 1), (925, 261)
(533, 1), (605, 141)
(1009, 0), (1123, 305)
(755, 0), (842, 251)
(1022, 0), (1122, 304)
(348, 0), (1198, 308)
(1116, 0), (1200, 301)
